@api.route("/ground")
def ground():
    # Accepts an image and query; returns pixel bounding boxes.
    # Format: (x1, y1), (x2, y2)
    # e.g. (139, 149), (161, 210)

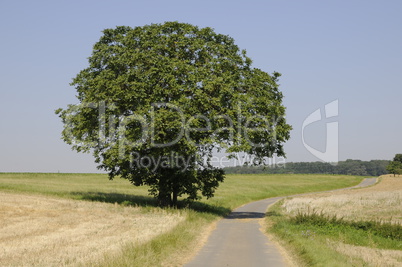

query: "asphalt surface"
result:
(184, 177), (377, 267)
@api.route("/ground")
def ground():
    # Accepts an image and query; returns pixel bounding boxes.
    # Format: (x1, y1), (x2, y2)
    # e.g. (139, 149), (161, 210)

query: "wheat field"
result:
(0, 192), (184, 266)
(282, 175), (402, 223)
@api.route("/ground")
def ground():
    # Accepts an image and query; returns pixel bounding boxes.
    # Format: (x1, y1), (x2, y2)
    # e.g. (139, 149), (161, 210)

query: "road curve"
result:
(184, 177), (377, 267)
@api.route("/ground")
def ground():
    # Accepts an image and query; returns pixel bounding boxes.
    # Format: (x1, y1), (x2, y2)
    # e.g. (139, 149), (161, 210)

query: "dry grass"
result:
(282, 175), (402, 224)
(0, 192), (184, 266)
(328, 241), (402, 267)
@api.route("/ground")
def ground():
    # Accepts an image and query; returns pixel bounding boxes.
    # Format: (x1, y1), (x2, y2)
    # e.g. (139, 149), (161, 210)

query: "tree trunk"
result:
(172, 190), (178, 208)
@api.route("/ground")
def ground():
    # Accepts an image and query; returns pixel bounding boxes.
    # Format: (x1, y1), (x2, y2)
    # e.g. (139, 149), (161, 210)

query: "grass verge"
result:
(291, 210), (402, 242)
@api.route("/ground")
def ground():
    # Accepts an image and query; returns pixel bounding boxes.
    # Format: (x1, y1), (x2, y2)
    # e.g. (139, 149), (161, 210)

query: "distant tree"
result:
(365, 160), (389, 176)
(56, 22), (292, 207)
(387, 154), (402, 177)
(224, 159), (389, 176)
(393, 154), (402, 164)
(386, 161), (402, 177)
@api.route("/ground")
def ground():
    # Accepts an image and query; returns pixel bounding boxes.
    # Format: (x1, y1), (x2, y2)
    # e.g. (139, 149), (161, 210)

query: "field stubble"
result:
(282, 175), (402, 223)
(0, 192), (184, 266)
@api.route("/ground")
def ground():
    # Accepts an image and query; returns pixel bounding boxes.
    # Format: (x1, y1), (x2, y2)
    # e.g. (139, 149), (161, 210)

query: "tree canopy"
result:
(56, 22), (291, 206)
(393, 154), (402, 164)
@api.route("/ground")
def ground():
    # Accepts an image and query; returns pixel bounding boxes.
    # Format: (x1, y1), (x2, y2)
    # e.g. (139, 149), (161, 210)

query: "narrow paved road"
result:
(185, 178), (377, 267)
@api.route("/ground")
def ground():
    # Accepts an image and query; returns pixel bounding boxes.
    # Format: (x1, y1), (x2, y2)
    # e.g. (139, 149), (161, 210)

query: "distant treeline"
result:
(223, 160), (390, 176)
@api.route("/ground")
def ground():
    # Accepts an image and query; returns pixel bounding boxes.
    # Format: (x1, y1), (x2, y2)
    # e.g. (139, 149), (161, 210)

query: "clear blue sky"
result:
(1, 0), (401, 172)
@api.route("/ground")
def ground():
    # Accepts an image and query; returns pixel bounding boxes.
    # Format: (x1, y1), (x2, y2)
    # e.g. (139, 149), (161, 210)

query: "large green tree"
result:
(56, 22), (291, 207)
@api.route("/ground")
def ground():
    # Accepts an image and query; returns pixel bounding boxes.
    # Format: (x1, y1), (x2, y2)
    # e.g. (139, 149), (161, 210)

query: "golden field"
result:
(282, 175), (402, 223)
(0, 192), (184, 266)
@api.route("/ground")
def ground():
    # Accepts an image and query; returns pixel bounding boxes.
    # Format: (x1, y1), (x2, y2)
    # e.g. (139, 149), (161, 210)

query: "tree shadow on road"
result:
(187, 201), (231, 217)
(225, 211), (265, 219)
